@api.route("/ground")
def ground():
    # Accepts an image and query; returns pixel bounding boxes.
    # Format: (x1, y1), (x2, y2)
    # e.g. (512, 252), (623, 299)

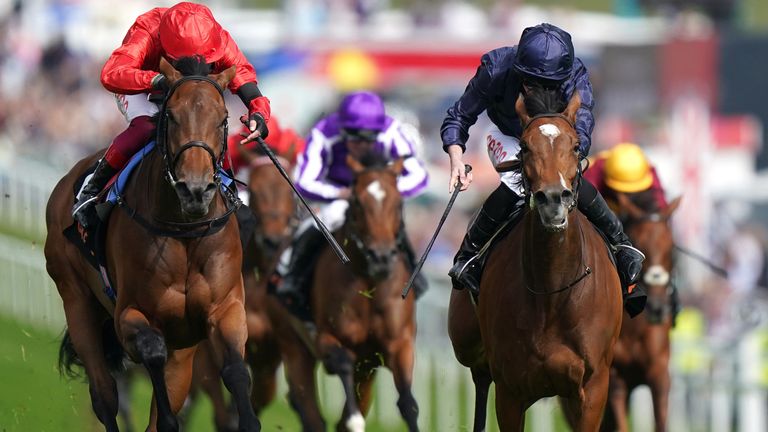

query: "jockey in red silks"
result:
(72, 2), (271, 227)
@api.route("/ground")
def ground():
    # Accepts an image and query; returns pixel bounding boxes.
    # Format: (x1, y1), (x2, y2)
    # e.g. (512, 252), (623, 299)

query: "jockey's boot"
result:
(579, 186), (647, 317)
(72, 159), (119, 229)
(449, 184), (522, 296)
(277, 226), (325, 322)
(398, 228), (428, 299)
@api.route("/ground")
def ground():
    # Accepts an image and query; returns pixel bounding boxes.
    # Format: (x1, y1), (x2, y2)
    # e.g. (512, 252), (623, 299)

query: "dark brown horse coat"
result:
(46, 58), (260, 432)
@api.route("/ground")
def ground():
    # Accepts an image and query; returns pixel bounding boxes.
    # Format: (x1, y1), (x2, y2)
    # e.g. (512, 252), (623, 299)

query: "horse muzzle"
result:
(532, 187), (574, 231)
(365, 246), (398, 281)
(174, 180), (218, 217)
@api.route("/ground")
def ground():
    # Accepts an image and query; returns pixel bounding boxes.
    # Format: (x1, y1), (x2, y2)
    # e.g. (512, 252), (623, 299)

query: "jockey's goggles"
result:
(341, 128), (379, 142)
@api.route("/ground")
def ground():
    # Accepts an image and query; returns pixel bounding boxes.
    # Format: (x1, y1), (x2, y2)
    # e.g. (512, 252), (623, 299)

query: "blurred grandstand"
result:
(2, 0), (768, 430)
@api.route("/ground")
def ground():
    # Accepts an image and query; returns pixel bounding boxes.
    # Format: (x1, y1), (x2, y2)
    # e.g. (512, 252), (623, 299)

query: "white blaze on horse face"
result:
(559, 172), (568, 189)
(644, 264), (670, 286)
(538, 123), (561, 149)
(366, 180), (386, 204)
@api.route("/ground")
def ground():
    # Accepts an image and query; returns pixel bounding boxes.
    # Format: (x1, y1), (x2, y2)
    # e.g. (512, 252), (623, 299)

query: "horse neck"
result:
(521, 210), (585, 292)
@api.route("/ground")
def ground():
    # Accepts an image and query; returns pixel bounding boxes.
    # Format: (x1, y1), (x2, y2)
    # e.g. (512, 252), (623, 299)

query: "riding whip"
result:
(401, 164), (472, 299)
(673, 244), (728, 278)
(250, 136), (350, 264)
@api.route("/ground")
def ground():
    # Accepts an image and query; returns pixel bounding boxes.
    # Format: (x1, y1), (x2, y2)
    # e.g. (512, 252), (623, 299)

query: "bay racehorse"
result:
(45, 56), (260, 432)
(602, 193), (681, 432)
(450, 87), (623, 431)
(191, 142), (301, 431)
(286, 154), (420, 432)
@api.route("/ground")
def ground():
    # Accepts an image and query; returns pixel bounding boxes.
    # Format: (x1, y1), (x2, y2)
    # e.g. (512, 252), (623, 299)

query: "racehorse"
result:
(45, 56), (260, 432)
(601, 193), (681, 432)
(286, 154), (420, 432)
(190, 142), (301, 431)
(449, 87), (623, 431)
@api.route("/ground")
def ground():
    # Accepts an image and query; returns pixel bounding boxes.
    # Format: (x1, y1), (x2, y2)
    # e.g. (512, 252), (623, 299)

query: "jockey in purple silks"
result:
(442, 23), (646, 316)
(275, 91), (429, 321)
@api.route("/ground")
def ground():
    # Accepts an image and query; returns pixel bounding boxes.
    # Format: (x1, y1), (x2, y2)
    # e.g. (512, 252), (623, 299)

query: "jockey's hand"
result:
(151, 74), (169, 92)
(240, 113), (269, 145)
(447, 144), (472, 193)
(338, 188), (352, 199)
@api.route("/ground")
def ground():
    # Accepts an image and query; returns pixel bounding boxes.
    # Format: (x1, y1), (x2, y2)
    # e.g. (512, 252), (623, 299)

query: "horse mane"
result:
(523, 83), (567, 117)
(173, 55), (213, 77)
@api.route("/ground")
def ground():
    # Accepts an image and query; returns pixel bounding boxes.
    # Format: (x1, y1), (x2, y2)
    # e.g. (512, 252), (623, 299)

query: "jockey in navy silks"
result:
(275, 91), (429, 320)
(441, 23), (647, 316)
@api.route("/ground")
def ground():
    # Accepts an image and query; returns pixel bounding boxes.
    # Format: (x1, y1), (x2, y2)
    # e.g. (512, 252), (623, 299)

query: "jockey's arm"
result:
(294, 128), (346, 201)
(569, 58), (596, 158)
(100, 10), (163, 94)
(440, 52), (494, 153)
(216, 32), (271, 123)
(385, 120), (429, 198)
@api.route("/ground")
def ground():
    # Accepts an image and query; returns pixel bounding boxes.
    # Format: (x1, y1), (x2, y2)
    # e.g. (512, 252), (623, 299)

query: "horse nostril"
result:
(174, 182), (192, 198)
(533, 190), (548, 207)
(561, 189), (574, 202)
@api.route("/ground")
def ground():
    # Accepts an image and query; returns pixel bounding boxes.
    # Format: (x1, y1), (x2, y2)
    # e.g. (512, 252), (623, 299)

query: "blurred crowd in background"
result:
(3, 0), (768, 388)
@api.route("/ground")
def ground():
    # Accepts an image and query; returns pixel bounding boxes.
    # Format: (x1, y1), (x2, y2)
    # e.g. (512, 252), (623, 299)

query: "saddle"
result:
(468, 203), (617, 295)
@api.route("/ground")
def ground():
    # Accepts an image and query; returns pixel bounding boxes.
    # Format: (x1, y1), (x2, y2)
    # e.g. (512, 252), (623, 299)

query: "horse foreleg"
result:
(386, 340), (419, 432)
(470, 367), (492, 432)
(193, 341), (237, 432)
(207, 299), (261, 432)
(353, 364), (377, 416)
(601, 368), (630, 432)
(149, 346), (196, 430)
(563, 366), (611, 432)
(494, 386), (525, 432)
(649, 364), (671, 432)
(281, 329), (325, 432)
(118, 307), (177, 432)
(246, 337), (281, 414)
(318, 333), (364, 432)
(62, 295), (120, 431)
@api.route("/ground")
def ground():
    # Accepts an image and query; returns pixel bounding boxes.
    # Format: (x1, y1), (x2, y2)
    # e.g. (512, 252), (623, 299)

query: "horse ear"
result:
(563, 92), (581, 125)
(389, 158), (405, 176)
(662, 196), (682, 219)
(346, 154), (365, 174)
(515, 94), (530, 127)
(211, 65), (237, 89)
(159, 57), (182, 85)
(616, 192), (645, 220)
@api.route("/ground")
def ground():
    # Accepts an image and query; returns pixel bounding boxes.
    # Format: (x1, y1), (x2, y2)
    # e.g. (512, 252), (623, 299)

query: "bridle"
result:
(115, 75), (240, 238)
(518, 112), (591, 295)
(517, 113), (584, 212)
(343, 170), (402, 280)
(156, 75), (228, 187)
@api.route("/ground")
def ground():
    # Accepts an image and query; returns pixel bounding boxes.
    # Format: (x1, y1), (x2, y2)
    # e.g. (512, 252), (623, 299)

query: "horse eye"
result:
(573, 145), (580, 153)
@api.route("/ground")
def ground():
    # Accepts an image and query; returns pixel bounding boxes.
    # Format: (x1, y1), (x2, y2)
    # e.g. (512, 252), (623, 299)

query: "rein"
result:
(525, 220), (592, 295)
(115, 75), (240, 238)
(518, 112), (591, 294)
(517, 113), (584, 210)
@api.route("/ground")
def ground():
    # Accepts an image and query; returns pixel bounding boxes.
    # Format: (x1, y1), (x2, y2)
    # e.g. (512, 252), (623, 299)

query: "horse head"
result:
(157, 56), (235, 218)
(515, 86), (582, 231)
(244, 150), (297, 256)
(617, 193), (682, 323)
(345, 153), (404, 281)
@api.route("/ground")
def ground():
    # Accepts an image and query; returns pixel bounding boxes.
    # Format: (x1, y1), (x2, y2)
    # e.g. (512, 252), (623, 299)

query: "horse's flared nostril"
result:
(534, 190), (549, 207)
